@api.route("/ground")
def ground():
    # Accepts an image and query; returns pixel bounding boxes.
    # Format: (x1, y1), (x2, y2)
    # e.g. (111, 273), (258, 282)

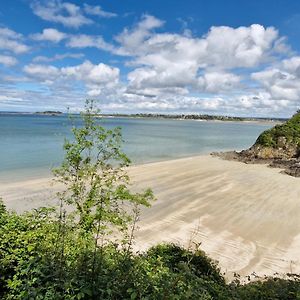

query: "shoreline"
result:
(101, 116), (283, 126)
(1, 154), (300, 280)
(0, 111), (283, 125)
(214, 150), (300, 178)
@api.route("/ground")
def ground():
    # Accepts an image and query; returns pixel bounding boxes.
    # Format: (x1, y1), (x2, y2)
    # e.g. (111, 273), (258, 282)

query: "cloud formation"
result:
(110, 17), (284, 107)
(252, 56), (300, 102)
(31, 28), (67, 43)
(0, 55), (18, 66)
(31, 1), (117, 28)
(23, 60), (120, 96)
(67, 34), (114, 51)
(1, 9), (300, 116)
(83, 4), (117, 18)
(32, 52), (84, 63)
(0, 27), (30, 54)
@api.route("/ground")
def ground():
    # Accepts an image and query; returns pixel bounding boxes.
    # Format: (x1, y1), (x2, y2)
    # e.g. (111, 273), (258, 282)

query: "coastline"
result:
(1, 154), (300, 280)
(102, 115), (282, 126)
(0, 111), (283, 125)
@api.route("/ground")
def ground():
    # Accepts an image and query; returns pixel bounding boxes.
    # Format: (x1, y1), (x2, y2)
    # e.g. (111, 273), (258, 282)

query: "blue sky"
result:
(1, 0), (300, 116)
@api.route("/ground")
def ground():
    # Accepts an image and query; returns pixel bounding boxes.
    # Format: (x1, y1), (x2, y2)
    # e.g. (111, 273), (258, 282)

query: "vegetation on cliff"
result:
(255, 111), (300, 153)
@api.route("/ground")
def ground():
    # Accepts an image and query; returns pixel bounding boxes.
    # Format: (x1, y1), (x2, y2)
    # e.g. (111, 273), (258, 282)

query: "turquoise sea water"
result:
(0, 114), (273, 182)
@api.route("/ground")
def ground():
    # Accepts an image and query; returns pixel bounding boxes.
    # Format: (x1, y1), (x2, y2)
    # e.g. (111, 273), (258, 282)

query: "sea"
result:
(0, 114), (274, 183)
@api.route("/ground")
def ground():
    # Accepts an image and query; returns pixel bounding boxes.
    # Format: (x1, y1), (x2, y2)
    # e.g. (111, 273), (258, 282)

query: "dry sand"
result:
(1, 155), (300, 280)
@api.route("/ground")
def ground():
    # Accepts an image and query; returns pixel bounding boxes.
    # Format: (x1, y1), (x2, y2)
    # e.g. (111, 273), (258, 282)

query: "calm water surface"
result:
(0, 114), (273, 182)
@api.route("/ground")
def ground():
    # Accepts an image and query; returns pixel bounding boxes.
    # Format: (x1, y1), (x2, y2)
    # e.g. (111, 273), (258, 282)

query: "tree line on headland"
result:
(103, 113), (286, 123)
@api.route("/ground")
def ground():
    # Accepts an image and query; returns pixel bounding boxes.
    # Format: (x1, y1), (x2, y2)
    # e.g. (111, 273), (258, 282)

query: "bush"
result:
(256, 111), (300, 149)
(0, 204), (230, 299)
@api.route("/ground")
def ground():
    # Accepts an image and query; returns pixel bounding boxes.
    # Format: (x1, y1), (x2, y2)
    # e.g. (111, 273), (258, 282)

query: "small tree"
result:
(53, 100), (153, 239)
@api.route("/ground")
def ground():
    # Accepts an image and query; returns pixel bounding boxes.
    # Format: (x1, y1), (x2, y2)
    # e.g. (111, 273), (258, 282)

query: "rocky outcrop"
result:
(241, 144), (298, 160)
(213, 111), (300, 177)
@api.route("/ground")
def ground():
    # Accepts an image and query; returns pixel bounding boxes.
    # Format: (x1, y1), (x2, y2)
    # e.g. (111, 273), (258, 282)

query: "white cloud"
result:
(23, 64), (60, 81)
(236, 92), (292, 113)
(33, 52), (84, 63)
(31, 1), (93, 28)
(282, 56), (300, 73)
(0, 27), (30, 54)
(31, 28), (67, 43)
(0, 85), (85, 112)
(252, 56), (300, 101)
(127, 67), (192, 91)
(197, 72), (241, 93)
(115, 15), (165, 55)
(83, 4), (117, 18)
(203, 24), (278, 68)
(61, 60), (119, 85)
(0, 55), (18, 66)
(67, 34), (114, 52)
(0, 27), (22, 39)
(114, 19), (280, 68)
(110, 93), (227, 113)
(23, 60), (120, 95)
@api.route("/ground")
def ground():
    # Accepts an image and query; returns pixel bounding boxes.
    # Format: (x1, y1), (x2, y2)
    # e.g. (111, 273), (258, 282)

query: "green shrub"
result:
(231, 277), (300, 300)
(256, 111), (300, 149)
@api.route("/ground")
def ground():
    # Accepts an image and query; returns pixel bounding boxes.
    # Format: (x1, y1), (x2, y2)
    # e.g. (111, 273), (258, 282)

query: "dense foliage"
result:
(1, 101), (300, 299)
(256, 111), (300, 149)
(1, 203), (300, 299)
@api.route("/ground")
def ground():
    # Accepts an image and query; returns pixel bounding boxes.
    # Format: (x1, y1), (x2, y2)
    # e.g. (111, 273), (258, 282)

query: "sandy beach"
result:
(1, 155), (300, 280)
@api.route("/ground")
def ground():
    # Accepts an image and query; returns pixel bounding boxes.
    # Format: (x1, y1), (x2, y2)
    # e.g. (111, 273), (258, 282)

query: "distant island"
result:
(35, 111), (63, 116)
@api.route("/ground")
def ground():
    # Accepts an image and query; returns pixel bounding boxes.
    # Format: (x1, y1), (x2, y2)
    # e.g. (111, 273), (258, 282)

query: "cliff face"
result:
(242, 112), (300, 160)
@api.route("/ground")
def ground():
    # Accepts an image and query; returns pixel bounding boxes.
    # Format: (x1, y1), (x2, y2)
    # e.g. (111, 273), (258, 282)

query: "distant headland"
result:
(0, 111), (287, 122)
(102, 113), (286, 123)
